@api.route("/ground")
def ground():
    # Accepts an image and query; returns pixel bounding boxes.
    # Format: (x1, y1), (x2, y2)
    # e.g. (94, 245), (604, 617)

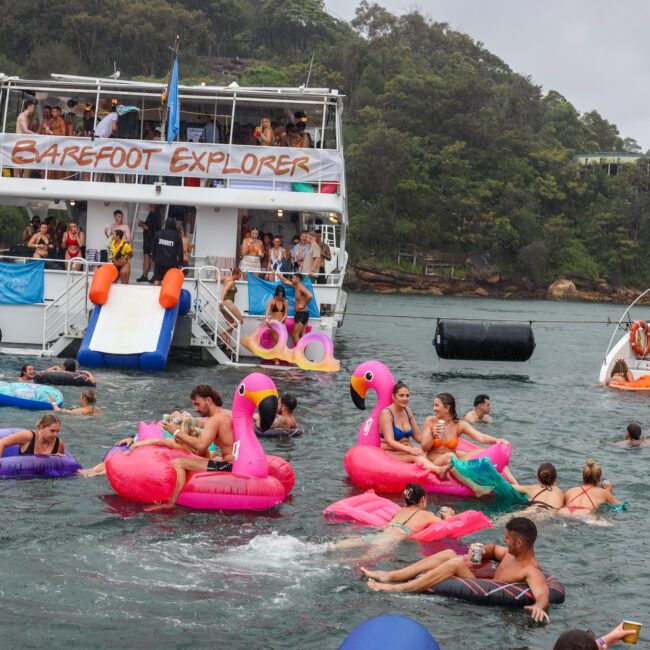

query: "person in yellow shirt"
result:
(110, 229), (132, 284)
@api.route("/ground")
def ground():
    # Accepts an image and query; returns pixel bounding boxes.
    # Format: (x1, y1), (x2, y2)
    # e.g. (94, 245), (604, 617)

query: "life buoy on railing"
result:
(629, 320), (650, 357)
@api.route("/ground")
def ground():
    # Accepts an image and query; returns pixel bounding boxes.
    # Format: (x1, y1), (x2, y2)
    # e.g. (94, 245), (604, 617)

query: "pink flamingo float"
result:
(345, 360), (511, 496)
(106, 372), (295, 509)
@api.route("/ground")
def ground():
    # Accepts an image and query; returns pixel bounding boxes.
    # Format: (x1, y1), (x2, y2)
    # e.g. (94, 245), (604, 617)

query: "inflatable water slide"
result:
(78, 266), (190, 371)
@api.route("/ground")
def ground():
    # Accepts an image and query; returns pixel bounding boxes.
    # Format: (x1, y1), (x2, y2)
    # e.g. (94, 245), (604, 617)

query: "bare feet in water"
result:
(368, 578), (401, 592)
(360, 567), (390, 582)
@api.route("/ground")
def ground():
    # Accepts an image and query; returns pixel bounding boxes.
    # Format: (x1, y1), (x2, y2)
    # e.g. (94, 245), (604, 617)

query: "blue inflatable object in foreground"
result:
(0, 382), (63, 410)
(340, 616), (440, 650)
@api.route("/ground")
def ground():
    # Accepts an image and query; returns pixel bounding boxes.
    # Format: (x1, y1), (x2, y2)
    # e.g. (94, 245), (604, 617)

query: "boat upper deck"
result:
(0, 74), (346, 213)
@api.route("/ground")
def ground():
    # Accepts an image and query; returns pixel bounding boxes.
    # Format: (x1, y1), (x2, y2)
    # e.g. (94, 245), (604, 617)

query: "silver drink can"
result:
(470, 543), (484, 564)
(601, 479), (612, 489)
(162, 414), (171, 423)
(439, 506), (450, 516)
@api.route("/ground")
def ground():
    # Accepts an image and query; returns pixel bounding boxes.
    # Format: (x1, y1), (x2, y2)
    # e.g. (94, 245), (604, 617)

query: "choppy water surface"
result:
(0, 294), (648, 649)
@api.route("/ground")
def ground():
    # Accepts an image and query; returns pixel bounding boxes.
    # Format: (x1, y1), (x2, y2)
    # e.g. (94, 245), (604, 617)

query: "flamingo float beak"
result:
(248, 388), (278, 432)
(350, 375), (368, 410)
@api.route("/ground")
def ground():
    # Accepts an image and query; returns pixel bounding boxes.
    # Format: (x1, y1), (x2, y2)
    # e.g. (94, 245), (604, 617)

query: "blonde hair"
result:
(81, 388), (97, 412)
(582, 458), (602, 486)
(37, 414), (61, 429)
(180, 415), (201, 438)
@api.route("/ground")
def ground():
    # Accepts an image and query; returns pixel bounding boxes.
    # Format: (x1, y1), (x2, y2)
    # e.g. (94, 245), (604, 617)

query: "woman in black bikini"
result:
(0, 414), (64, 458)
(511, 463), (564, 513)
(28, 223), (54, 259)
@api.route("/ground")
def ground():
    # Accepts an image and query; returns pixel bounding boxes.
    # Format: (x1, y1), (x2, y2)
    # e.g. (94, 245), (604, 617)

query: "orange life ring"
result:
(629, 320), (650, 357)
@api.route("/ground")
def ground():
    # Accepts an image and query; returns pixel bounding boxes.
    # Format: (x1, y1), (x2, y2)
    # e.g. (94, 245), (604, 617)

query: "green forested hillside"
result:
(1, 0), (648, 287)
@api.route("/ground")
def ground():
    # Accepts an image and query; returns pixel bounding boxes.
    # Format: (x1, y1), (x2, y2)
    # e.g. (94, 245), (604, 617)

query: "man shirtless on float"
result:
(146, 384), (235, 510)
(362, 516), (550, 623)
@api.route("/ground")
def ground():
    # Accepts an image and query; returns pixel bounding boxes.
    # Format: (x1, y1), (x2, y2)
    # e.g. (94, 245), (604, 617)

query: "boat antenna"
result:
(305, 52), (315, 89)
(161, 35), (180, 142)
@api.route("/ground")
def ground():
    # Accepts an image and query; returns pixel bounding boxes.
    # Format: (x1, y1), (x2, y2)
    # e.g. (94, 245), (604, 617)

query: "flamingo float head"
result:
(350, 360), (395, 446)
(232, 372), (279, 478)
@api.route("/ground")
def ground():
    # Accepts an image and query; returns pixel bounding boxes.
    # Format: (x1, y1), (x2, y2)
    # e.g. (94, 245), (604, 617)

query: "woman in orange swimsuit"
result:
(559, 459), (621, 518)
(417, 392), (509, 475)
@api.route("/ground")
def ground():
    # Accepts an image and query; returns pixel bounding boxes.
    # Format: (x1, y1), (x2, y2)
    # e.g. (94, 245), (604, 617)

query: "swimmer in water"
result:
(613, 422), (648, 448)
(18, 364), (35, 382)
(559, 459), (621, 519)
(511, 463), (564, 514)
(51, 389), (103, 416)
(463, 394), (493, 424)
(332, 483), (455, 551)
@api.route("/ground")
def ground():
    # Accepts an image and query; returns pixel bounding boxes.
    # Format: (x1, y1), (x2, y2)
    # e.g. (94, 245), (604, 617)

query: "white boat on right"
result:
(599, 288), (650, 388)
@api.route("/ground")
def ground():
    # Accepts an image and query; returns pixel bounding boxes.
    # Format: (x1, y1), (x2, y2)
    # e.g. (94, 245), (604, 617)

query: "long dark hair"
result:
(403, 483), (426, 506)
(436, 392), (458, 421)
(274, 285), (286, 298)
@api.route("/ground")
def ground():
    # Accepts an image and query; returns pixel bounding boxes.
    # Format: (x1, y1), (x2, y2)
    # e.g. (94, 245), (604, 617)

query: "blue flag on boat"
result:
(246, 274), (320, 318)
(166, 57), (180, 145)
(0, 260), (44, 304)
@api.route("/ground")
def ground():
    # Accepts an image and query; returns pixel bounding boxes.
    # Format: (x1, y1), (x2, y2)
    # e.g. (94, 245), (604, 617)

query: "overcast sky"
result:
(324, 0), (650, 150)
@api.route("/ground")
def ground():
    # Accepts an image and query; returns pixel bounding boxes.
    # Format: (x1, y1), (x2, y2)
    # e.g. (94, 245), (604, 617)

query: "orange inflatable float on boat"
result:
(609, 375), (650, 391)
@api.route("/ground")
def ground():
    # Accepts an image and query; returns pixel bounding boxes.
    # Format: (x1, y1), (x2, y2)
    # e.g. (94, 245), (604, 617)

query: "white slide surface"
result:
(89, 284), (165, 354)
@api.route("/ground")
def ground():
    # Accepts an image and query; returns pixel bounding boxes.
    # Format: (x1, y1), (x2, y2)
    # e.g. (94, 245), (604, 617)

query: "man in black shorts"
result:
(279, 272), (313, 344)
(152, 216), (183, 285)
(136, 204), (162, 282)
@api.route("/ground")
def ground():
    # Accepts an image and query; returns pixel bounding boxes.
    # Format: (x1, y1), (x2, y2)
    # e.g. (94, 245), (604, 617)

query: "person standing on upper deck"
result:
(94, 104), (118, 138)
(15, 100), (39, 178)
(38, 105), (53, 135)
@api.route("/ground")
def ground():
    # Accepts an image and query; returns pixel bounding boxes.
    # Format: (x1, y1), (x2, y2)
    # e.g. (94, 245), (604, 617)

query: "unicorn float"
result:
(345, 360), (511, 496)
(106, 373), (295, 509)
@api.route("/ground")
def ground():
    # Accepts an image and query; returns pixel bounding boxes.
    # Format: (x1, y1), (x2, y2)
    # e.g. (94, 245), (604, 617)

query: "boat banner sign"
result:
(0, 260), (44, 304)
(0, 135), (343, 181)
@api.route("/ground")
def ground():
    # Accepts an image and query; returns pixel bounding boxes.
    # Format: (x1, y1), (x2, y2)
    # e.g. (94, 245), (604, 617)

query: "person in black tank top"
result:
(0, 414), (64, 459)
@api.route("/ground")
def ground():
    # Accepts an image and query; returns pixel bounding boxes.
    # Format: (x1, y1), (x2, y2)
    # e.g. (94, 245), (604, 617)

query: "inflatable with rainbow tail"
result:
(105, 373), (295, 509)
(345, 360), (511, 496)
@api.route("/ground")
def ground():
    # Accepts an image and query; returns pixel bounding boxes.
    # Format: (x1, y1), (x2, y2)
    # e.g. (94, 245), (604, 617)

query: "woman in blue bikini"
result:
(378, 381), (426, 462)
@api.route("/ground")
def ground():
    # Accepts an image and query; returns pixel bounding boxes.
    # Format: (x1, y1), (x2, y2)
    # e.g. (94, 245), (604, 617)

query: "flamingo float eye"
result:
(238, 383), (246, 396)
(364, 371), (373, 381)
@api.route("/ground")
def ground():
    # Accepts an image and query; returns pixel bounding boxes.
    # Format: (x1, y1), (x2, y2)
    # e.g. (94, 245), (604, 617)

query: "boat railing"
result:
(602, 287), (650, 362)
(42, 257), (89, 350)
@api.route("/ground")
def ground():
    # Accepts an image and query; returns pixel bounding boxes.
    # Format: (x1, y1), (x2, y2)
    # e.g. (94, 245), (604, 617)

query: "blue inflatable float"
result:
(340, 616), (440, 650)
(0, 382), (63, 410)
(0, 428), (81, 478)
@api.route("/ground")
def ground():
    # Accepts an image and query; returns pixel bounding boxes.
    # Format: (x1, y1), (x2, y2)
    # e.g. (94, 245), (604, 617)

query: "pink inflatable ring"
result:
(345, 360), (511, 496)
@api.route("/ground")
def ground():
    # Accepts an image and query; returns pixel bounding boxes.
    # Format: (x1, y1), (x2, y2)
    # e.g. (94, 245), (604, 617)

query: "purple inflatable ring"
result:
(0, 428), (81, 478)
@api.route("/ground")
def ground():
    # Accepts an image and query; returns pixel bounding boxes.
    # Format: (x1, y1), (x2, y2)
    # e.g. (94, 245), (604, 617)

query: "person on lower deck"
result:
(278, 273), (313, 344)
(559, 459), (621, 518)
(0, 414), (65, 458)
(511, 463), (564, 512)
(145, 385), (235, 510)
(362, 516), (550, 623)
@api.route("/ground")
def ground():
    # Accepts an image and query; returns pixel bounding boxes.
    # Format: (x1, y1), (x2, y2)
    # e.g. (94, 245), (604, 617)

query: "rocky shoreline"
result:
(344, 263), (650, 305)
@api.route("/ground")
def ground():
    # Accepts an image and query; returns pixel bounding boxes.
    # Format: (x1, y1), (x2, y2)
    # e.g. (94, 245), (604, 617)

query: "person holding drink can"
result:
(560, 459), (622, 519)
(363, 516), (551, 623)
(553, 620), (642, 648)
